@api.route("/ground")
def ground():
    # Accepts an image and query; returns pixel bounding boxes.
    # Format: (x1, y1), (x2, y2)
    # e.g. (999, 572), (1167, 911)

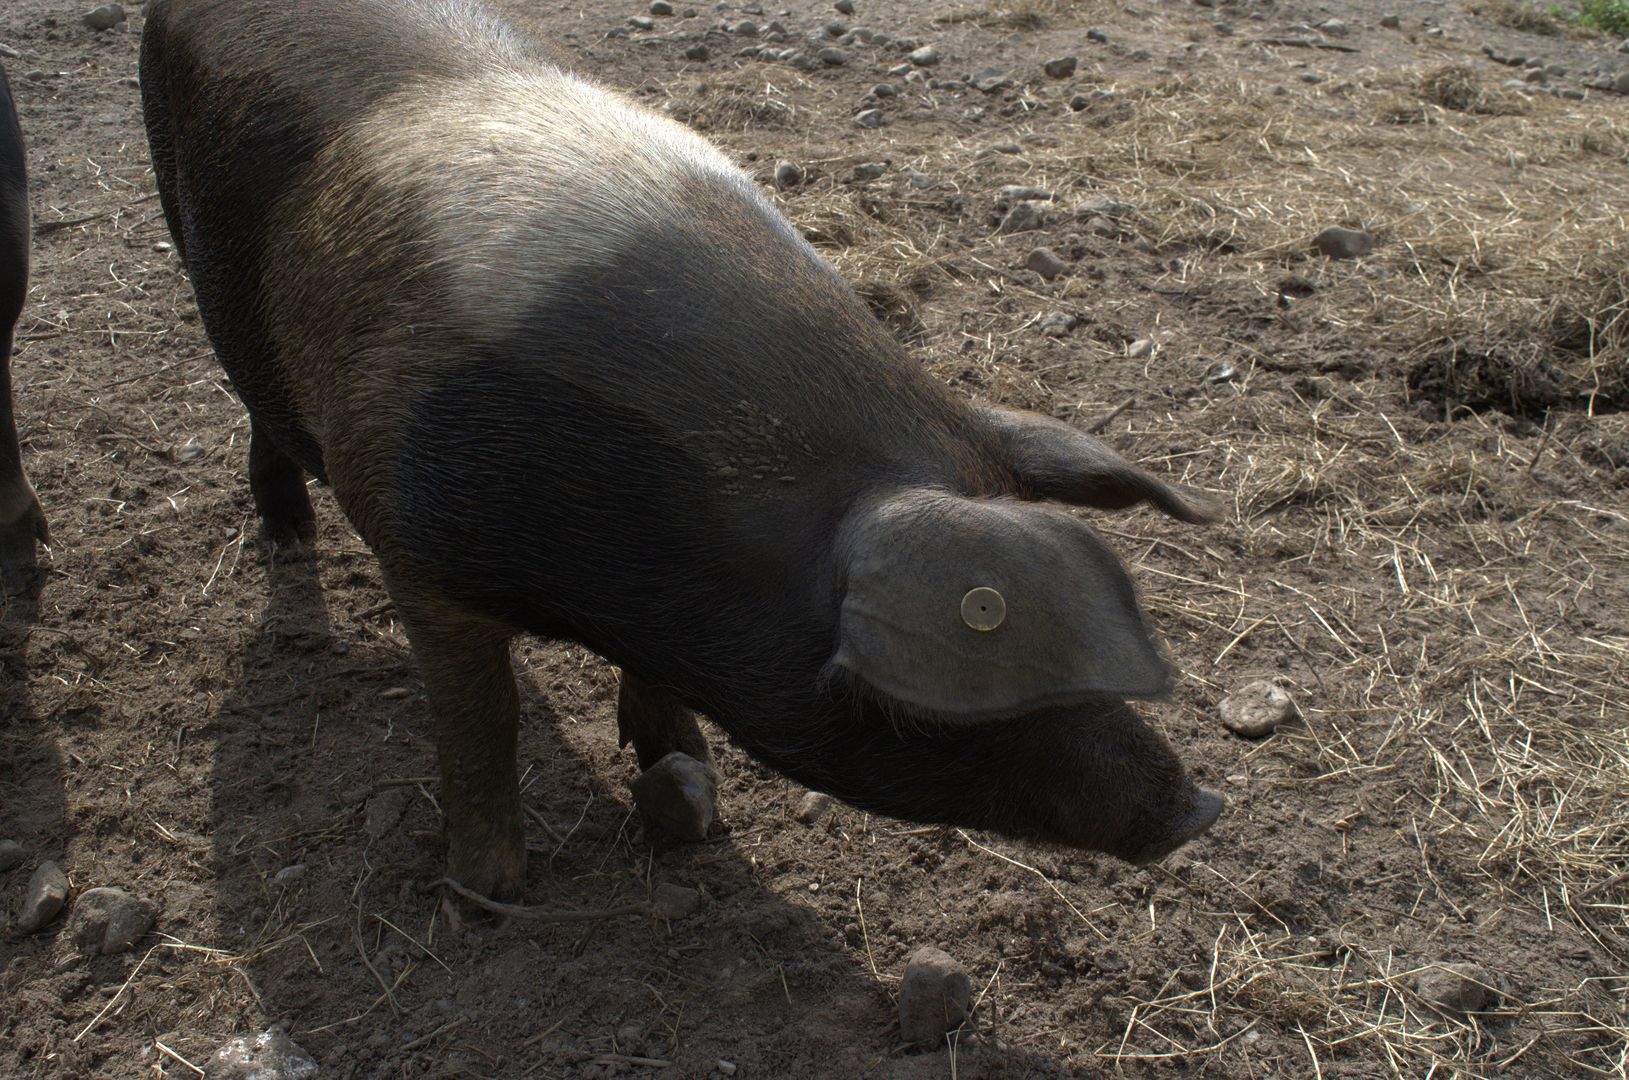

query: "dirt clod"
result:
(1218, 679), (1300, 737)
(630, 752), (717, 841)
(652, 882), (702, 919)
(1415, 962), (1498, 1014)
(899, 945), (973, 1048)
(16, 861), (68, 934)
(794, 791), (835, 824)
(1312, 225), (1375, 259)
(0, 839), (24, 873)
(66, 885), (155, 955)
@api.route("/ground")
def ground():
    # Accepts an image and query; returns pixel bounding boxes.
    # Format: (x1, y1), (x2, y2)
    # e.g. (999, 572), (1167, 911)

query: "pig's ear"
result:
(987, 407), (1223, 524)
(829, 491), (1171, 722)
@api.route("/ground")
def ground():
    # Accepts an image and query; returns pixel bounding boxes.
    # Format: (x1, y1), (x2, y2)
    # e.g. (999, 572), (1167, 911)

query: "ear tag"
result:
(960, 587), (1006, 632)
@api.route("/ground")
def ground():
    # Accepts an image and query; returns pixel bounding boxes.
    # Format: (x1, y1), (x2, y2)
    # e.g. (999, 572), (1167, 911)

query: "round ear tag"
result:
(961, 587), (1006, 631)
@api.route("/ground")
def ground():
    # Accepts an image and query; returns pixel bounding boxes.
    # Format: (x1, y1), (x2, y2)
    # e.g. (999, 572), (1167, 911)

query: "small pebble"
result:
(971, 67), (1013, 92)
(1416, 962), (1497, 1014)
(271, 864), (307, 886)
(1127, 338), (1155, 359)
(907, 45), (939, 67)
(730, 20), (758, 36)
(0, 839), (24, 872)
(1025, 247), (1069, 281)
(773, 160), (804, 188)
(630, 751), (717, 841)
(717, 1061), (738, 1077)
(795, 791), (834, 824)
(1312, 225), (1374, 259)
(1318, 19), (1348, 37)
(1217, 679), (1299, 737)
(818, 46), (848, 66)
(849, 161), (885, 181)
(1086, 28), (1108, 43)
(853, 108), (884, 128)
(82, 3), (125, 31)
(1043, 56), (1077, 79)
(628, 15), (656, 29)
(1380, 14), (1400, 28)
(998, 184), (1054, 204)
(650, 0), (675, 13)
(17, 861), (68, 933)
(66, 886), (155, 955)
(684, 42), (711, 61)
(205, 1029), (319, 1080)
(899, 946), (973, 1048)
(835, 0), (855, 11)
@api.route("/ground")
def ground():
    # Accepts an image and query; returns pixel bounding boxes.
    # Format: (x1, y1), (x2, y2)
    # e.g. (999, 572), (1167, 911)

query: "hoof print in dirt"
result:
(66, 886), (155, 955)
(899, 945), (974, 1049)
(1218, 679), (1300, 738)
(15, 860), (68, 934)
(1415, 961), (1500, 1015)
(631, 751), (717, 842)
(1312, 225), (1374, 259)
(205, 1028), (319, 1080)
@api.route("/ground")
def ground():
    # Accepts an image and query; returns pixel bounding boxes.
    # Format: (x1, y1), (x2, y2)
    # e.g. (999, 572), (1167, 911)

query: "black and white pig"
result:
(140, 0), (1226, 901)
(0, 61), (49, 580)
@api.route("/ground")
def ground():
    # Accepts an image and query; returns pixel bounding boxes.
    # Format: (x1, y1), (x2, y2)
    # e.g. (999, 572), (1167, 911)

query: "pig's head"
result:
(782, 407), (1225, 863)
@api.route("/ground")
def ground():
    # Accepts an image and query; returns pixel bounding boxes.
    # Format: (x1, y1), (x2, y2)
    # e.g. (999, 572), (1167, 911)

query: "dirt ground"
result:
(2, 0), (1627, 1077)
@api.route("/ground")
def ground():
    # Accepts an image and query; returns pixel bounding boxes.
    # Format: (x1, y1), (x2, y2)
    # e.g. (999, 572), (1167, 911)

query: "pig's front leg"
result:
(398, 601), (527, 901)
(618, 670), (719, 842)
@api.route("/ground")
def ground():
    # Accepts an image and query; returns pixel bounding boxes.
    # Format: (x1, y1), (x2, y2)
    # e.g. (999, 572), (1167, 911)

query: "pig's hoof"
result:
(260, 516), (318, 561)
(444, 845), (527, 905)
(1131, 788), (1224, 865)
(0, 496), (49, 584)
(630, 751), (718, 842)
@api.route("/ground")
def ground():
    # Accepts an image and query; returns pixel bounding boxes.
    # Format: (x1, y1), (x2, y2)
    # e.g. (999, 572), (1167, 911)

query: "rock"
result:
(1298, 72), (1323, 84)
(818, 46), (848, 66)
(983, 141), (1022, 155)
(1218, 679), (1299, 737)
(1086, 29), (1108, 44)
(853, 108), (884, 128)
(650, 0), (675, 13)
(684, 42), (711, 61)
(0, 839), (24, 872)
(630, 752), (717, 842)
(628, 15), (656, 29)
(1416, 962), (1497, 1014)
(1616, 71), (1629, 94)
(971, 67), (1013, 92)
(998, 185), (1054, 204)
(1127, 338), (1155, 359)
(204, 1029), (319, 1080)
(1380, 14), (1400, 29)
(1312, 225), (1373, 259)
(1025, 247), (1069, 281)
(773, 160), (804, 188)
(795, 791), (835, 824)
(652, 882), (702, 919)
(1083, 215), (1117, 238)
(730, 20), (758, 36)
(899, 947), (973, 1048)
(907, 45), (939, 67)
(872, 83), (895, 97)
(1204, 361), (1238, 384)
(1043, 56), (1078, 79)
(271, 864), (307, 886)
(1620, 38), (1629, 54)
(17, 861), (68, 933)
(1038, 311), (1076, 337)
(849, 162), (886, 182)
(997, 201), (1044, 234)
(836, 0), (855, 11)
(1318, 19), (1348, 37)
(1522, 68), (1547, 85)
(82, 3), (125, 31)
(66, 886), (155, 955)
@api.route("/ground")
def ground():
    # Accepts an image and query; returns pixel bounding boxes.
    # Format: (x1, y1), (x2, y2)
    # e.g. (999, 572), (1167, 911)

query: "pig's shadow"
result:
(205, 543), (1068, 1075)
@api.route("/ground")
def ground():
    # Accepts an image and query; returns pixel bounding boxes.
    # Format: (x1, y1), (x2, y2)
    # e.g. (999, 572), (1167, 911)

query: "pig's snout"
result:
(1128, 787), (1225, 865)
